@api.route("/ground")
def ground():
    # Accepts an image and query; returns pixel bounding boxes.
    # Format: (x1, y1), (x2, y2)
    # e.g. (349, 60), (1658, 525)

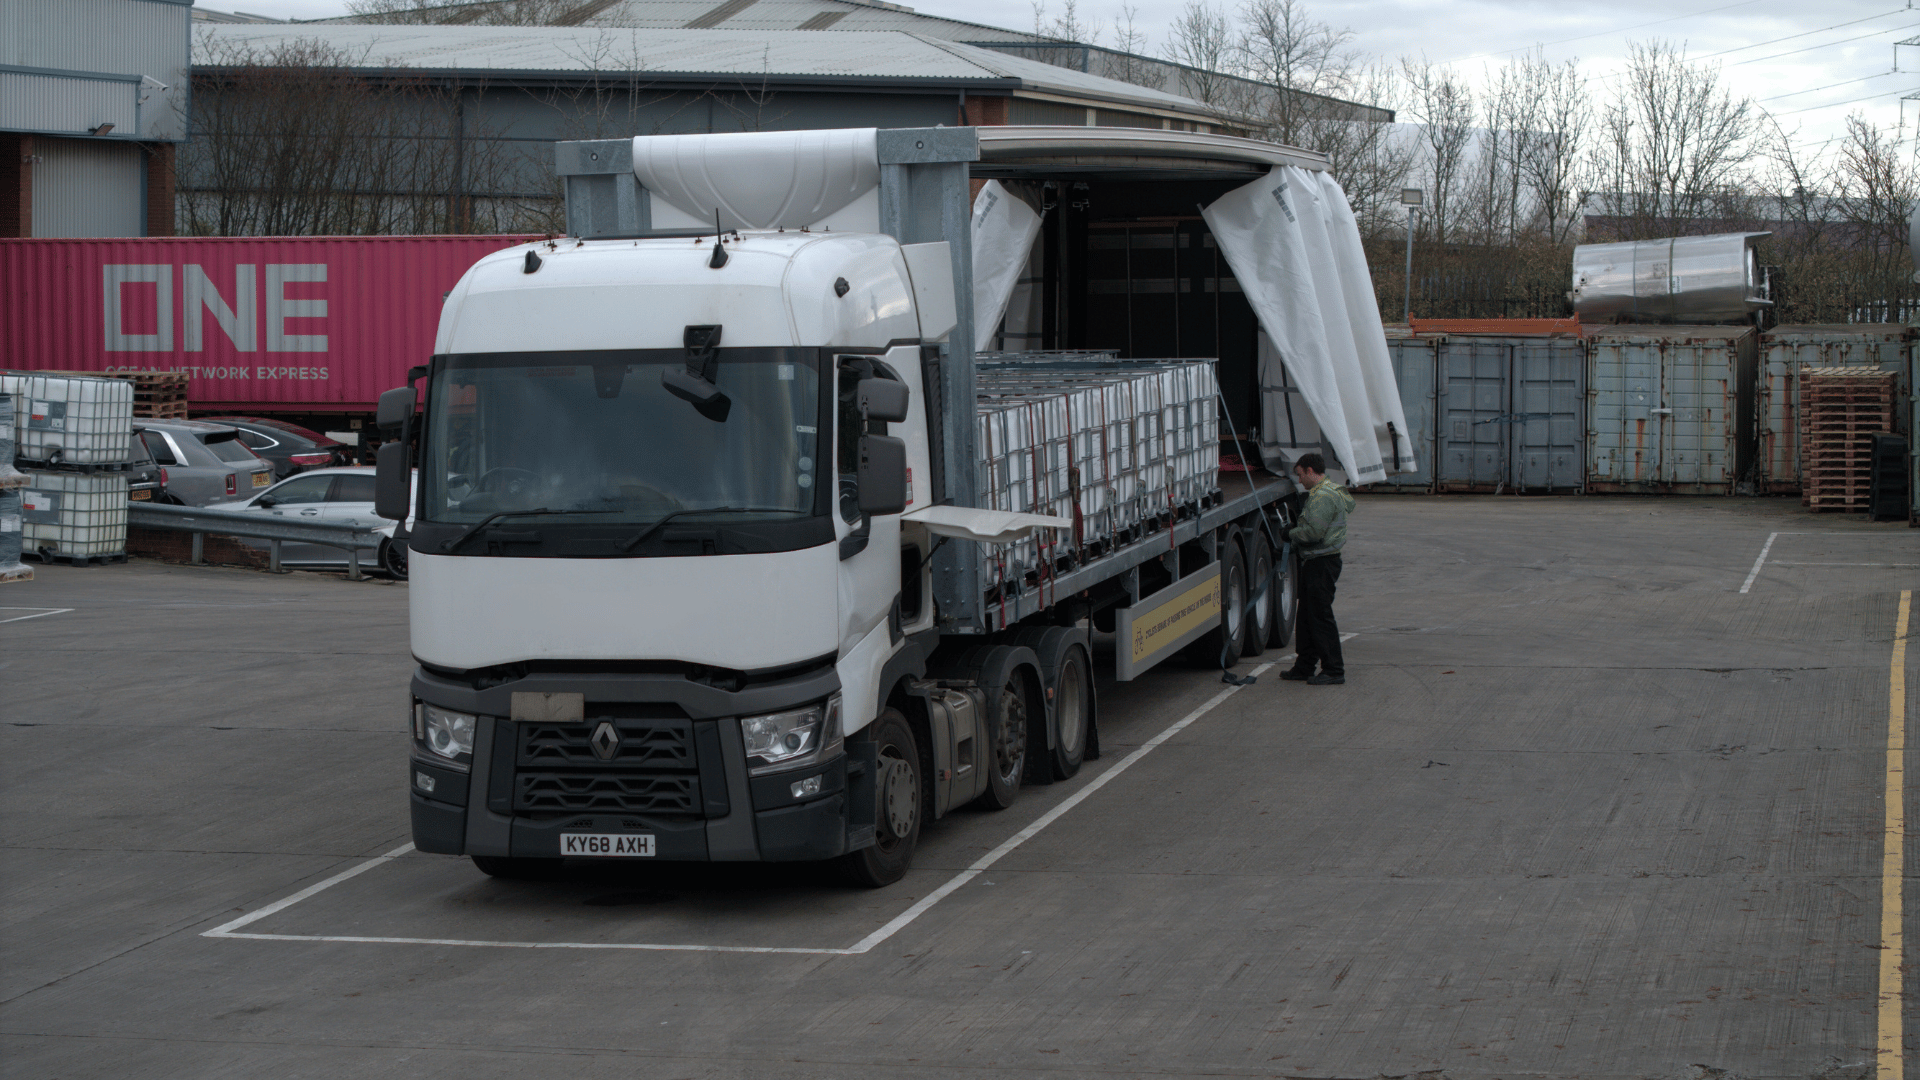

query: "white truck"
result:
(375, 126), (1413, 885)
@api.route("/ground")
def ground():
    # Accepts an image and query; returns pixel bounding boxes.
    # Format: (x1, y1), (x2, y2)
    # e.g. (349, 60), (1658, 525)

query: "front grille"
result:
(513, 717), (701, 815)
(516, 772), (699, 814)
(519, 719), (694, 768)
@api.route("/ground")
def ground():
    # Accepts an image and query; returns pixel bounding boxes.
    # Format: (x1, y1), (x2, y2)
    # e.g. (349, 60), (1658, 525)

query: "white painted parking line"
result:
(1770, 562), (1920, 568)
(0, 607), (73, 624)
(1739, 533), (1778, 594)
(202, 635), (1353, 955)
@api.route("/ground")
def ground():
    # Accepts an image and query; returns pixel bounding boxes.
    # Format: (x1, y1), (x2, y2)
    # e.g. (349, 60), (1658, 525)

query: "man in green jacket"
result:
(1278, 453), (1354, 685)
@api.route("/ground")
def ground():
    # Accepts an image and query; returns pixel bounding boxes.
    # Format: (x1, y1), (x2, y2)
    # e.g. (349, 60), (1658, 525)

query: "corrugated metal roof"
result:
(311, 0), (1051, 45)
(195, 25), (1210, 114)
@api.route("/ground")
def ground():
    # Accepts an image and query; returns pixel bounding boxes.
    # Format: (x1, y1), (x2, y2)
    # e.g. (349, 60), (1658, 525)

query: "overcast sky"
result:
(217, 0), (1914, 157)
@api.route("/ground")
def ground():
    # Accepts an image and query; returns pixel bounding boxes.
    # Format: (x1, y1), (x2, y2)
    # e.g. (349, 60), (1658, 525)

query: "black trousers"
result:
(1295, 554), (1343, 676)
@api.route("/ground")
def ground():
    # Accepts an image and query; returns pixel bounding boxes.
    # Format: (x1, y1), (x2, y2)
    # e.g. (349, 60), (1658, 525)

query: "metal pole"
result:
(1403, 208), (1416, 324)
(190, 531), (203, 565)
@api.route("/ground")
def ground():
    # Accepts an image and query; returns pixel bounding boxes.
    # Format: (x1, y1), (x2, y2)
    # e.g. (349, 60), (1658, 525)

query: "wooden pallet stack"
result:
(42, 370), (190, 419)
(1798, 367), (1895, 511)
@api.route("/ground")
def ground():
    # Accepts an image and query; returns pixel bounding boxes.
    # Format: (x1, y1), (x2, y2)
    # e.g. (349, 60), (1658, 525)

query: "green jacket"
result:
(1289, 479), (1354, 560)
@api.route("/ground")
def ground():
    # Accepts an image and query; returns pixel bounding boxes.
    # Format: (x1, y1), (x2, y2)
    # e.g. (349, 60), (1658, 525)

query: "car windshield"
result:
(421, 348), (825, 526)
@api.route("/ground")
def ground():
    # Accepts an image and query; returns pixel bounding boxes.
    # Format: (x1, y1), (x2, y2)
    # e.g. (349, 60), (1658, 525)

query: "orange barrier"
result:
(1406, 317), (1584, 337)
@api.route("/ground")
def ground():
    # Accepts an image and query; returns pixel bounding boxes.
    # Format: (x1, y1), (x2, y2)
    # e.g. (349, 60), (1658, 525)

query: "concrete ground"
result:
(1, 496), (1914, 1080)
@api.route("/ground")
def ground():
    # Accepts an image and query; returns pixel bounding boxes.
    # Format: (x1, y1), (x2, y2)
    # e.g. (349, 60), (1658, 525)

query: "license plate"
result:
(252, 472), (270, 488)
(560, 833), (655, 857)
(129, 489), (151, 500)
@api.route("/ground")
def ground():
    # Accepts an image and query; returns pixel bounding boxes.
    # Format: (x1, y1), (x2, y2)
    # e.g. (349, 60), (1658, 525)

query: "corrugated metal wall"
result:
(0, 71), (137, 137)
(1755, 325), (1913, 494)
(1, 0), (191, 142)
(31, 138), (142, 238)
(1587, 327), (1756, 495)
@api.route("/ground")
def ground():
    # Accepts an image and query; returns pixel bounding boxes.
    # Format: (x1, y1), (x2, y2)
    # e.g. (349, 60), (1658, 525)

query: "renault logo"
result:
(589, 721), (621, 761)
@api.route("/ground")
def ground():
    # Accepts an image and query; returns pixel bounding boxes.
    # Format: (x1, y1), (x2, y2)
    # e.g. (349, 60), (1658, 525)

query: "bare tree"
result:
(1235, 0), (1358, 147)
(1163, 0), (1240, 112)
(346, 0), (591, 25)
(180, 34), (542, 235)
(1400, 57), (1473, 243)
(1512, 53), (1589, 244)
(1587, 40), (1756, 237)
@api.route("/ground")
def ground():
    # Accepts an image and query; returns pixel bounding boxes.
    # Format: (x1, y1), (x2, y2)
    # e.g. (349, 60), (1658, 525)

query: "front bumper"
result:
(407, 664), (875, 863)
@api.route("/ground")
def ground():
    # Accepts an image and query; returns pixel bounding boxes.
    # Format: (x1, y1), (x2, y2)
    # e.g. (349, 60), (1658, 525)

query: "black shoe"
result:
(1279, 668), (1315, 681)
(1306, 673), (1345, 685)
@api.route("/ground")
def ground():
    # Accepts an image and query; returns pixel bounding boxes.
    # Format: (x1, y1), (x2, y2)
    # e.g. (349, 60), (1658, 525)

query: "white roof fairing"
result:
(194, 25), (1216, 117)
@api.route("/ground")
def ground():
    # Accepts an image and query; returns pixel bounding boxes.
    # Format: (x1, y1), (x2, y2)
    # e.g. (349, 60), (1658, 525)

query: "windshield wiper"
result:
(617, 506), (798, 552)
(440, 509), (555, 552)
(441, 508), (636, 552)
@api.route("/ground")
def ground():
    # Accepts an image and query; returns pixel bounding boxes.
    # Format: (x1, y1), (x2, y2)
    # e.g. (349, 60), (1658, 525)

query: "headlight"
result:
(741, 695), (842, 776)
(421, 704), (476, 764)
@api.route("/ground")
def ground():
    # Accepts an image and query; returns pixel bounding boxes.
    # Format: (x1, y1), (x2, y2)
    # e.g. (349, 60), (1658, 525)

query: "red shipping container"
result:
(0, 235), (541, 412)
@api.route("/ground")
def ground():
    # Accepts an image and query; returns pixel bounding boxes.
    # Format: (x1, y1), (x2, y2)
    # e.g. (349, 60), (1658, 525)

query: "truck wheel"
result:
(1271, 548), (1299, 649)
(839, 710), (921, 888)
(1242, 528), (1273, 658)
(1050, 644), (1092, 779)
(470, 856), (563, 880)
(1186, 528), (1248, 668)
(975, 673), (1030, 810)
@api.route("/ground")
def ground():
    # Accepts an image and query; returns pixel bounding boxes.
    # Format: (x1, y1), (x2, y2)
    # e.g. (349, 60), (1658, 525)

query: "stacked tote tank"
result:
(0, 393), (29, 580)
(0, 373), (135, 564)
(973, 358), (1220, 599)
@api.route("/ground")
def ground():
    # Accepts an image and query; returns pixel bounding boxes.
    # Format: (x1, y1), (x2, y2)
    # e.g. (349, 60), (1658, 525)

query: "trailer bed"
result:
(968, 469), (1292, 631)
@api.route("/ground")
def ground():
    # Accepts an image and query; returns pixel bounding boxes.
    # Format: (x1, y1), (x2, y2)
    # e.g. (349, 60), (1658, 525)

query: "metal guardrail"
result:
(129, 502), (385, 580)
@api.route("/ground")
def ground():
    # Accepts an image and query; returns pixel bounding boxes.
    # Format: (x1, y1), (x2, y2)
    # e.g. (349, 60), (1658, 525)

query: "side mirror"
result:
(375, 442), (411, 521)
(858, 378), (910, 424)
(256, 495), (278, 508)
(376, 386), (415, 429)
(856, 434), (908, 515)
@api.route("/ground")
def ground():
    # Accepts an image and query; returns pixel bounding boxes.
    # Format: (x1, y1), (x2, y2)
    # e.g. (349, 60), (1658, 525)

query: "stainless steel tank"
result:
(1571, 233), (1772, 323)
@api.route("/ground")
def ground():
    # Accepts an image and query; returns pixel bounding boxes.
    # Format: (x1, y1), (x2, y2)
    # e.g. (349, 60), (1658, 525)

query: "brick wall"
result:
(127, 527), (270, 569)
(143, 143), (175, 237)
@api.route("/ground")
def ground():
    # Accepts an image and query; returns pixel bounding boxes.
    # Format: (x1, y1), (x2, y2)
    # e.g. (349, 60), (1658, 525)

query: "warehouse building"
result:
(185, 21), (1280, 234)
(1, 0), (191, 237)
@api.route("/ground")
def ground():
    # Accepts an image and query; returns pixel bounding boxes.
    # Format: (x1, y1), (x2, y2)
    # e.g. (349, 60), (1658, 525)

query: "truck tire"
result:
(975, 671), (1031, 810)
(1242, 527), (1273, 658)
(1271, 547), (1299, 649)
(1049, 643), (1092, 779)
(839, 710), (921, 888)
(470, 855), (563, 880)
(1185, 527), (1248, 668)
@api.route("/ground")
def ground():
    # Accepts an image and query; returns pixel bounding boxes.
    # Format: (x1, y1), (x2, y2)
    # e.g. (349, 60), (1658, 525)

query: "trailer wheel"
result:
(975, 672), (1030, 810)
(1271, 546), (1299, 649)
(470, 856), (563, 880)
(839, 710), (921, 888)
(1186, 528), (1249, 668)
(1049, 644), (1092, 779)
(1242, 528), (1272, 658)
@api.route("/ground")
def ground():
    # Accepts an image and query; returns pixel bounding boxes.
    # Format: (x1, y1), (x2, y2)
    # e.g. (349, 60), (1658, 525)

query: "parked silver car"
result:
(214, 466), (417, 578)
(132, 420), (274, 506)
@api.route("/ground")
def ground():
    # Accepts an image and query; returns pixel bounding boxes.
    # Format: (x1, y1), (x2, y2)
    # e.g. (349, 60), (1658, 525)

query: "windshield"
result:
(421, 348), (826, 528)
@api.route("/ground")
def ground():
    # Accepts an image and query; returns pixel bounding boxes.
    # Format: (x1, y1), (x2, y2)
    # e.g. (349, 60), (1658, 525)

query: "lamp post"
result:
(1399, 187), (1424, 325)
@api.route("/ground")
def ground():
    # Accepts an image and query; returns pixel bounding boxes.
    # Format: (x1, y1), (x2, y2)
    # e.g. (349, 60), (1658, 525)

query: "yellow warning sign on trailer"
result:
(1115, 563), (1222, 681)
